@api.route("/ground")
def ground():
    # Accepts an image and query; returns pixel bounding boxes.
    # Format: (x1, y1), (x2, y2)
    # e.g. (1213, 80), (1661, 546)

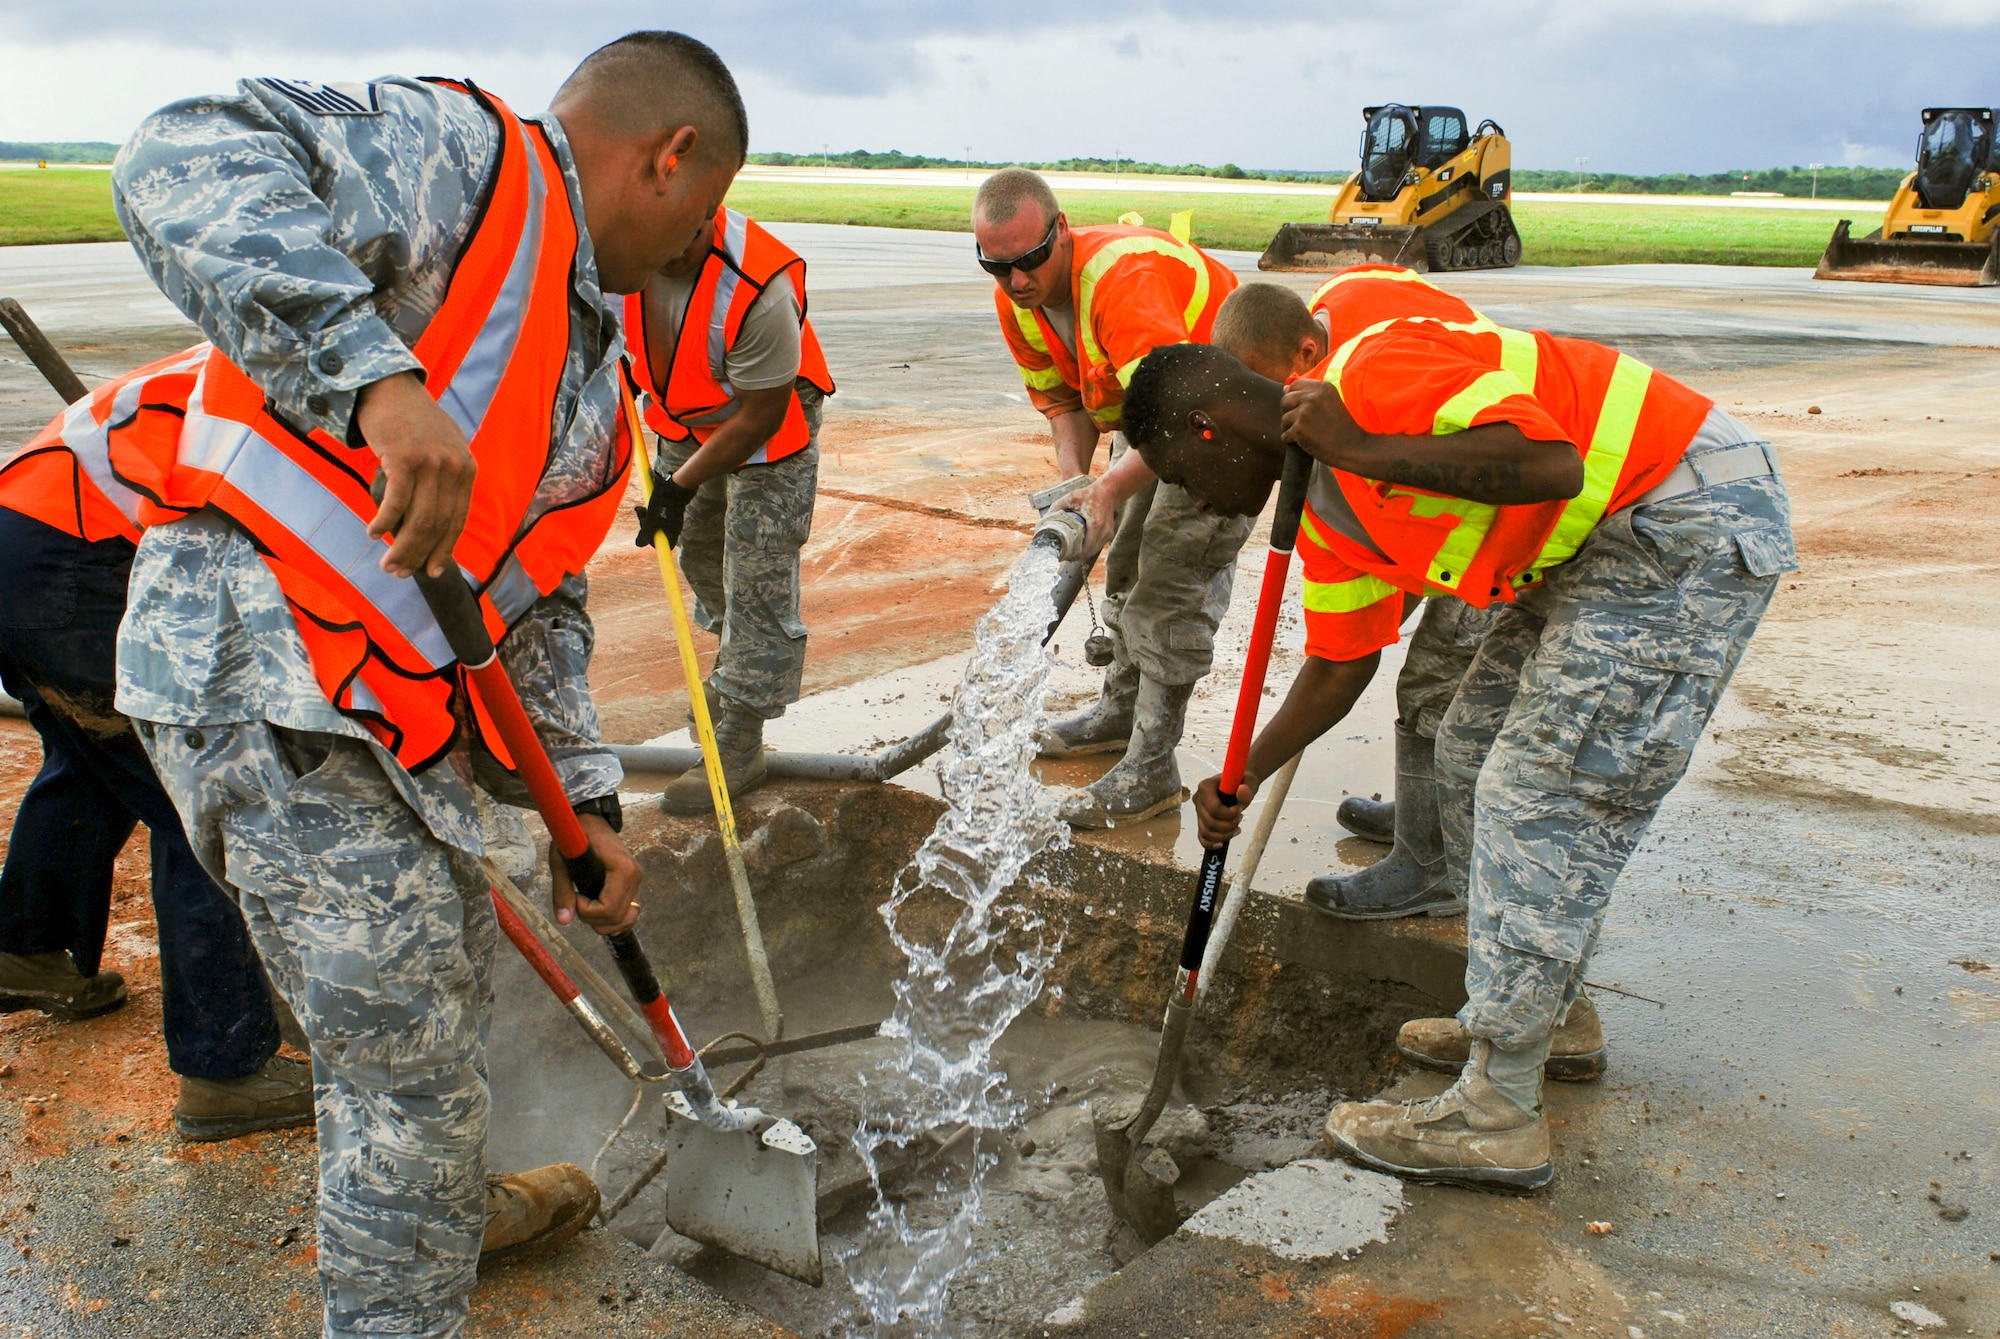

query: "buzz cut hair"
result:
(556, 31), (749, 165)
(974, 167), (1060, 229)
(1212, 283), (1319, 372)
(1121, 342), (1242, 456)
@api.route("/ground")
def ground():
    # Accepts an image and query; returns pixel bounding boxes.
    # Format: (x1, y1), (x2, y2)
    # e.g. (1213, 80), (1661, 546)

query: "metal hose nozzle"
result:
(1031, 509), (1090, 562)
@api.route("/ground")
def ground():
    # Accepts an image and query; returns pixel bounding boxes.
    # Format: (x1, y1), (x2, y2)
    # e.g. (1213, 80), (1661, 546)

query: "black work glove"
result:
(634, 467), (696, 549)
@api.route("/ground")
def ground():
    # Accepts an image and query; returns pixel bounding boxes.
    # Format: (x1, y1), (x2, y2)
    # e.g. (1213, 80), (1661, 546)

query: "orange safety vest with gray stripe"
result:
(623, 207), (834, 466)
(0, 85), (631, 772)
(1294, 266), (1711, 654)
(997, 224), (1237, 430)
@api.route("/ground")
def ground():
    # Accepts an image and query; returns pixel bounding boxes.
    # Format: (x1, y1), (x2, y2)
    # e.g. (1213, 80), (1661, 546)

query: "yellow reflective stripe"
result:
(1012, 303), (1049, 354)
(1018, 364), (1068, 392)
(1532, 352), (1653, 569)
(1496, 325), (1538, 384)
(1432, 369), (1530, 434)
(1076, 236), (1210, 371)
(1308, 267), (1441, 308)
(1115, 353), (1152, 388)
(1303, 572), (1400, 614)
(1090, 404), (1122, 428)
(1391, 490), (1499, 589)
(1168, 209), (1193, 243)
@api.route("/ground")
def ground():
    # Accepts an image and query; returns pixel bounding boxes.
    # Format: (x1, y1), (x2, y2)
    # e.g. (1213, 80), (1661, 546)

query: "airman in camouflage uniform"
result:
(1129, 330), (1797, 1195)
(109, 35), (744, 1336)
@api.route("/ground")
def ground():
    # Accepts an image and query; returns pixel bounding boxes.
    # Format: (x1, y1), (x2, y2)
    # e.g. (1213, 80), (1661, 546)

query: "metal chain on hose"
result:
(1082, 580), (1114, 667)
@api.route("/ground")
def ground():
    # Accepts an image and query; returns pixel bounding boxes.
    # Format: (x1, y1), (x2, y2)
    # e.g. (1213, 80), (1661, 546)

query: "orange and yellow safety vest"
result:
(996, 224), (1238, 430)
(0, 86), (630, 771)
(624, 206), (834, 466)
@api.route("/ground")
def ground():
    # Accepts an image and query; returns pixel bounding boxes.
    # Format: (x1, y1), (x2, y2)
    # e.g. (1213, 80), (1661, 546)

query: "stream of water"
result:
(838, 543), (1069, 1334)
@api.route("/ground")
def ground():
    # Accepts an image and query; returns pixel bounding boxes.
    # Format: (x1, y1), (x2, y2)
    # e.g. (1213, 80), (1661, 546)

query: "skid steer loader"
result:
(1260, 104), (1521, 274)
(1816, 107), (1998, 287)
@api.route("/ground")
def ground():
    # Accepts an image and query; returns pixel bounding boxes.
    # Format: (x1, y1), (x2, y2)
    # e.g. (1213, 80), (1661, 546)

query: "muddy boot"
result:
(481, 1163), (601, 1260)
(1323, 1041), (1553, 1193)
(1305, 725), (1461, 920)
(1036, 661), (1139, 758)
(1335, 794), (1394, 843)
(660, 703), (768, 816)
(1397, 994), (1607, 1082)
(1058, 676), (1191, 830)
(0, 952), (127, 1019)
(174, 1055), (315, 1141)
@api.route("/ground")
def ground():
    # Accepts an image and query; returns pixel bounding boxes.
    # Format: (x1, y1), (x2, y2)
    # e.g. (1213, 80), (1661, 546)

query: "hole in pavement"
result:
(487, 781), (1465, 1336)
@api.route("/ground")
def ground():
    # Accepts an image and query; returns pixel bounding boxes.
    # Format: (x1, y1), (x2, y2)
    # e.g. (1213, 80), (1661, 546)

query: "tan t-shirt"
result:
(643, 269), (804, 393)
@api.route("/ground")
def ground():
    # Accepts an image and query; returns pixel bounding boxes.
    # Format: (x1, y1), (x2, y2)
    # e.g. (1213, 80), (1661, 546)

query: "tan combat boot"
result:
(481, 1163), (601, 1260)
(1323, 1061), (1553, 1193)
(0, 952), (127, 1019)
(661, 702), (768, 816)
(175, 1054), (315, 1141)
(1396, 994), (1607, 1082)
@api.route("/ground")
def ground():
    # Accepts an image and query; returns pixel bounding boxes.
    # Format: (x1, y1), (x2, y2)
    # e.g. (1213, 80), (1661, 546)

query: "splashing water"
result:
(839, 543), (1069, 1334)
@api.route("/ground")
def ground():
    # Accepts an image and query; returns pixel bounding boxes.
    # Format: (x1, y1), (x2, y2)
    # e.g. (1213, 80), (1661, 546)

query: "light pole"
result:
(1809, 163), (1825, 199)
(1114, 150), (1121, 186)
(965, 145), (972, 183)
(1575, 156), (1589, 192)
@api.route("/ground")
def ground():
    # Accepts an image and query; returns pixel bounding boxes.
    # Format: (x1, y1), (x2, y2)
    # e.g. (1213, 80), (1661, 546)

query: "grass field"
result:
(0, 168), (124, 246)
(725, 181), (1844, 266)
(0, 168), (1849, 266)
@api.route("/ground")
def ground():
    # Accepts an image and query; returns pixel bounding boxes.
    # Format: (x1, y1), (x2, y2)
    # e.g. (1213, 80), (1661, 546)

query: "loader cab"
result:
(1914, 108), (1996, 211)
(1356, 104), (1474, 202)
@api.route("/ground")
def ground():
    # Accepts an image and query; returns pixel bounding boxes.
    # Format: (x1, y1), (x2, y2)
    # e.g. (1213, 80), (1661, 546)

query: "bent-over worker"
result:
(91, 32), (744, 1335)
(627, 204), (834, 813)
(973, 168), (1245, 829)
(1121, 265), (1795, 1192)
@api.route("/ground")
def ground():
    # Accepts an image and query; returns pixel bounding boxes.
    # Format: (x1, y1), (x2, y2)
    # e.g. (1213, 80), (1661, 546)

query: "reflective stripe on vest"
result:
(60, 346), (210, 529)
(1076, 235), (1212, 419)
(1010, 305), (1068, 392)
(1314, 271), (1649, 594)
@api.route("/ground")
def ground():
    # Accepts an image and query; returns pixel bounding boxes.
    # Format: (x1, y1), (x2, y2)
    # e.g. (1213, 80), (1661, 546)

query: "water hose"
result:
(626, 384), (786, 1048)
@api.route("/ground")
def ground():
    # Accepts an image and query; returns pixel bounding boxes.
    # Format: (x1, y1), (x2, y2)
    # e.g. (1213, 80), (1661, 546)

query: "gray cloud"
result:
(0, 1), (1992, 170)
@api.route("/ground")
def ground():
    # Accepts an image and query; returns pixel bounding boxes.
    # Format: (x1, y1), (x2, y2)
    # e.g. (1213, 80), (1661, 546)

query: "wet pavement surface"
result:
(0, 231), (1996, 1335)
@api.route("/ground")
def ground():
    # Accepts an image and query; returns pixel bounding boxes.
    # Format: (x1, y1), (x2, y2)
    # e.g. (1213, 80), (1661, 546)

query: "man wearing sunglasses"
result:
(973, 168), (1244, 829)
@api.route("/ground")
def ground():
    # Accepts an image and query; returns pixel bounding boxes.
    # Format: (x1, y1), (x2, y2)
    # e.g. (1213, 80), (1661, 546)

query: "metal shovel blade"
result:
(663, 1091), (824, 1285)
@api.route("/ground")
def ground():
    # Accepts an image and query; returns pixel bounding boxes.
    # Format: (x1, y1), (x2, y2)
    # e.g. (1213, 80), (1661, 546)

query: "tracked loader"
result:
(1816, 107), (1998, 287)
(1260, 104), (1521, 274)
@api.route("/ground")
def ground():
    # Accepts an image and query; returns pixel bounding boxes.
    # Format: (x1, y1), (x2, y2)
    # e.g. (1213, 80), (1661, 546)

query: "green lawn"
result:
(724, 181), (1845, 267)
(0, 168), (1851, 267)
(0, 168), (124, 246)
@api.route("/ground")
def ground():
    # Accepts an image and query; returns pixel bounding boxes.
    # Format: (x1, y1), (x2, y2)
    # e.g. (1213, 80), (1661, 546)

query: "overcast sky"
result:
(1, 2), (1994, 173)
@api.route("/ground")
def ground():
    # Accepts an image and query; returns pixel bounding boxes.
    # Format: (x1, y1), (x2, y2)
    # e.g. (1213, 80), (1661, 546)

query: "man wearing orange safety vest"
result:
(627, 204), (835, 813)
(1, 34), (751, 1337)
(1121, 267), (1796, 1193)
(972, 168), (1245, 829)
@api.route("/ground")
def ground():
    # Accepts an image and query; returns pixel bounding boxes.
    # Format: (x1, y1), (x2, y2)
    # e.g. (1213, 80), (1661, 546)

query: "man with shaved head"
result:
(973, 168), (1245, 829)
(79, 31), (747, 1335)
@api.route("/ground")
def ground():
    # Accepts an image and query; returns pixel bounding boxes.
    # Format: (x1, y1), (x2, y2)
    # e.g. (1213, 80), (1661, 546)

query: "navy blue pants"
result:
(0, 508), (278, 1080)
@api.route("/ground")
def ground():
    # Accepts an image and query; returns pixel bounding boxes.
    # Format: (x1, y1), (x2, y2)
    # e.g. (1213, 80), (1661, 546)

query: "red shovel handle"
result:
(409, 565), (696, 1072)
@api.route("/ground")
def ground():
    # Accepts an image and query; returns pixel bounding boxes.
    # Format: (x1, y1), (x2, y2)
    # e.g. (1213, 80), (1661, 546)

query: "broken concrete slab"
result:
(1178, 1158), (1403, 1263)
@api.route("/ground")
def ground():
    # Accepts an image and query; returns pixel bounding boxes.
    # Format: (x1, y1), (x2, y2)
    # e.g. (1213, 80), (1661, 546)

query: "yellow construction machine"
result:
(1260, 104), (1520, 273)
(1816, 107), (1998, 287)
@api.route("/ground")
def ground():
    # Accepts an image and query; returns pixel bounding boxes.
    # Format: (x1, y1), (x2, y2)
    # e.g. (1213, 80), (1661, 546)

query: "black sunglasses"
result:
(975, 214), (1060, 279)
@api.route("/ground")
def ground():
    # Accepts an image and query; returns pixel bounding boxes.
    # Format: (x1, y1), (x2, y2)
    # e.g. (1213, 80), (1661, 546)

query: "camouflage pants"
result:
(1435, 437), (1795, 1052)
(1396, 597), (1500, 739)
(1102, 439), (1255, 686)
(661, 438), (817, 720)
(135, 721), (492, 1339)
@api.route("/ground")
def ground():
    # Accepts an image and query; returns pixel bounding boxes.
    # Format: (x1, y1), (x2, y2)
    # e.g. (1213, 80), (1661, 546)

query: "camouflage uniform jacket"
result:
(108, 77), (623, 852)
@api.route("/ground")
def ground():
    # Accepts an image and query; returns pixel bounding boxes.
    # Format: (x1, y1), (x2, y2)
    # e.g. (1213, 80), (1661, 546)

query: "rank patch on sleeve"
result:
(258, 78), (382, 116)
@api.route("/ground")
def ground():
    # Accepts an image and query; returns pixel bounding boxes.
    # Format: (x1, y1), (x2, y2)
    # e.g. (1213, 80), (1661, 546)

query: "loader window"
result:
(1915, 110), (1993, 211)
(1418, 109), (1469, 169)
(1359, 105), (1419, 202)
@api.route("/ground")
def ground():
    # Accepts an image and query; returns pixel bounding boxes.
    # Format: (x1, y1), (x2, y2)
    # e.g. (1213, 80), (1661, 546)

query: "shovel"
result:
(1094, 443), (1313, 1244)
(406, 560), (824, 1284)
